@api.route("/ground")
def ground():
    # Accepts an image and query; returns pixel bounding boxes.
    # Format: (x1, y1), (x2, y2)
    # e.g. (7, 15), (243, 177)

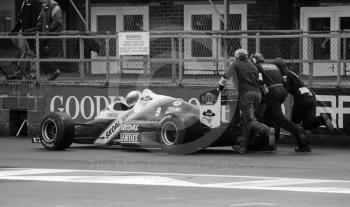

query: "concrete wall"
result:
(0, 82), (45, 136)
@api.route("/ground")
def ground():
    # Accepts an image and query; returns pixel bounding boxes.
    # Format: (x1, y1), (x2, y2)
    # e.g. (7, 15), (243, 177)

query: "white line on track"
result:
(1, 168), (350, 194)
(230, 203), (275, 206)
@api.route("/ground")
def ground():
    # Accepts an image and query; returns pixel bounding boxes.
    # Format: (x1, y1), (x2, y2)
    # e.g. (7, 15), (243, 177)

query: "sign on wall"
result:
(118, 32), (150, 56)
(313, 88), (350, 133)
(45, 86), (350, 135)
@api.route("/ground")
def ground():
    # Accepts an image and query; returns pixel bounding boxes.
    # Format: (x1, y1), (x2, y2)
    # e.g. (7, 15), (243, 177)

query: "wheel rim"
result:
(41, 118), (57, 143)
(161, 121), (178, 146)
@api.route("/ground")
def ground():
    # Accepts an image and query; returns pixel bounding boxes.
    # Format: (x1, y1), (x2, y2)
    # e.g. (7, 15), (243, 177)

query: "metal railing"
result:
(0, 31), (350, 88)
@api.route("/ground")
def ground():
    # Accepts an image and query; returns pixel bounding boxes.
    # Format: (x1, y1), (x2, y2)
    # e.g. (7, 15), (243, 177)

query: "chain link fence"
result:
(0, 31), (350, 88)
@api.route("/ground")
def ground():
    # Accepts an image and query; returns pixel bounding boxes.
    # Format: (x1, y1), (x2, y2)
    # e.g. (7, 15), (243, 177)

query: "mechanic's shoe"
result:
(295, 145), (312, 152)
(321, 114), (334, 131)
(48, 69), (61, 81)
(232, 143), (247, 154)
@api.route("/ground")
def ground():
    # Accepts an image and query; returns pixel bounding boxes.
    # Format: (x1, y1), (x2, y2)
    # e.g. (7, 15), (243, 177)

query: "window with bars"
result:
(309, 17), (330, 60)
(340, 17), (350, 60)
(97, 15), (116, 56)
(124, 15), (144, 31)
(191, 14), (212, 57)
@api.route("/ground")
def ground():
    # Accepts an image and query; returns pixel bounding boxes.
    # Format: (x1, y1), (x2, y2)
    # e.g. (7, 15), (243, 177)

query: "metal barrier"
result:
(0, 31), (350, 88)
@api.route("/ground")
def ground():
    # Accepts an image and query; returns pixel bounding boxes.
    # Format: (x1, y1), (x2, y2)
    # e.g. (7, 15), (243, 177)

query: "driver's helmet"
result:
(125, 91), (141, 107)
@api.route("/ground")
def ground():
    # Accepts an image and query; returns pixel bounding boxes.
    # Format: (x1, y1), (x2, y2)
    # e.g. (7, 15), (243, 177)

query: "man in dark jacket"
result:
(26, 0), (63, 80)
(13, 0), (42, 49)
(272, 58), (333, 132)
(218, 49), (275, 153)
(6, 0), (42, 80)
(252, 53), (311, 152)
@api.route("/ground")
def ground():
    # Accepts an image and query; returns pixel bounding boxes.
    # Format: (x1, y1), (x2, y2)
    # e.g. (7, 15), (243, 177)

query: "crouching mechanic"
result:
(218, 49), (275, 153)
(251, 53), (311, 152)
(272, 58), (333, 132)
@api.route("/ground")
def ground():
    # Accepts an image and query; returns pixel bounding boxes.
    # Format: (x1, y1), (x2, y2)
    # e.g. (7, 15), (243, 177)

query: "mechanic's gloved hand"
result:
(299, 87), (312, 96)
(218, 84), (225, 91)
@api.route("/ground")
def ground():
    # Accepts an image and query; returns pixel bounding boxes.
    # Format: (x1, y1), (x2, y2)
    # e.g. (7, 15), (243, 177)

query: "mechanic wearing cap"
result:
(251, 53), (311, 152)
(218, 49), (275, 153)
(272, 58), (333, 132)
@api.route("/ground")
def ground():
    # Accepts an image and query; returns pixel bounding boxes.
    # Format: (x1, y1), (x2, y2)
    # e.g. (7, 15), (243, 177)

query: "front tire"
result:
(40, 112), (75, 150)
(159, 115), (186, 154)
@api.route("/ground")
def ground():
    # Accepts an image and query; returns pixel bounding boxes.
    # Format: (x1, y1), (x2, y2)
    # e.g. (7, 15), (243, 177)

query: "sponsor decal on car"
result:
(141, 96), (153, 102)
(104, 109), (135, 140)
(120, 133), (140, 143)
(173, 100), (182, 107)
(107, 113), (119, 118)
(200, 92), (217, 105)
(203, 109), (215, 117)
(202, 109), (216, 124)
(165, 106), (181, 114)
(120, 124), (139, 131)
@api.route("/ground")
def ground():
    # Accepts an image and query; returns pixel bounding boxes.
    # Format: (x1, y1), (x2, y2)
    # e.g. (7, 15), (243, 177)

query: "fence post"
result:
(342, 33), (347, 76)
(143, 55), (149, 78)
(215, 35), (219, 75)
(79, 36), (85, 79)
(307, 34), (313, 85)
(105, 33), (110, 83)
(35, 32), (40, 80)
(178, 35), (183, 85)
(171, 37), (176, 82)
(255, 31), (260, 53)
(224, 35), (229, 72)
(337, 32), (342, 87)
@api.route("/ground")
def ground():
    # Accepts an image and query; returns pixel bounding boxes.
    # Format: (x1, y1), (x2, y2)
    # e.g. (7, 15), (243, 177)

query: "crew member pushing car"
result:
(218, 49), (275, 153)
(272, 58), (334, 132)
(252, 53), (311, 152)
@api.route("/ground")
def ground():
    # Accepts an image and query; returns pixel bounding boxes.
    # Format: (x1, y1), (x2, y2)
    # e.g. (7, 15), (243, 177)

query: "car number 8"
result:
(155, 107), (162, 117)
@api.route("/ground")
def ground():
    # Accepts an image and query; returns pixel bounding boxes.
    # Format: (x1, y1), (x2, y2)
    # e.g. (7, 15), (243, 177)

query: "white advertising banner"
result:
(118, 32), (150, 56)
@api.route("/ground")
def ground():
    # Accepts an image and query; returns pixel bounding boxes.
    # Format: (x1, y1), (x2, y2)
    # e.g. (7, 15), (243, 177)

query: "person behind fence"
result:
(251, 53), (311, 152)
(272, 58), (334, 132)
(218, 49), (275, 154)
(25, 0), (63, 81)
(6, 0), (42, 80)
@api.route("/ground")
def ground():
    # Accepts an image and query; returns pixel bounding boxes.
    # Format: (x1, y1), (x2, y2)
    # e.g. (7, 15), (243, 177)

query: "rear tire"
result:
(159, 115), (186, 154)
(40, 112), (75, 150)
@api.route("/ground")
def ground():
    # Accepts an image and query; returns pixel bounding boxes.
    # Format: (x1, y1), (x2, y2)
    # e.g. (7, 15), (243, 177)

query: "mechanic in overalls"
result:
(272, 58), (333, 132)
(218, 49), (275, 154)
(251, 53), (311, 152)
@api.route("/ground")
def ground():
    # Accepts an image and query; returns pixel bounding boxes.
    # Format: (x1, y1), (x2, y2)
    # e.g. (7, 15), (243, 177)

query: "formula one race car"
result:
(34, 89), (272, 154)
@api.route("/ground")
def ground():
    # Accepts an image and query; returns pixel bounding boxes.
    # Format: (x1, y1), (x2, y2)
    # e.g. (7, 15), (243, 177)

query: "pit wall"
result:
(0, 82), (349, 146)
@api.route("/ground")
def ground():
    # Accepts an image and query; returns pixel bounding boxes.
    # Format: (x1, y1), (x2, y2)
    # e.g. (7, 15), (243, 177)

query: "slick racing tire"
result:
(39, 112), (75, 150)
(159, 114), (186, 154)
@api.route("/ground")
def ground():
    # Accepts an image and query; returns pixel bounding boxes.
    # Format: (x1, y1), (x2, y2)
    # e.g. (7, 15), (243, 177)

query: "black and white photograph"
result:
(0, 0), (350, 206)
